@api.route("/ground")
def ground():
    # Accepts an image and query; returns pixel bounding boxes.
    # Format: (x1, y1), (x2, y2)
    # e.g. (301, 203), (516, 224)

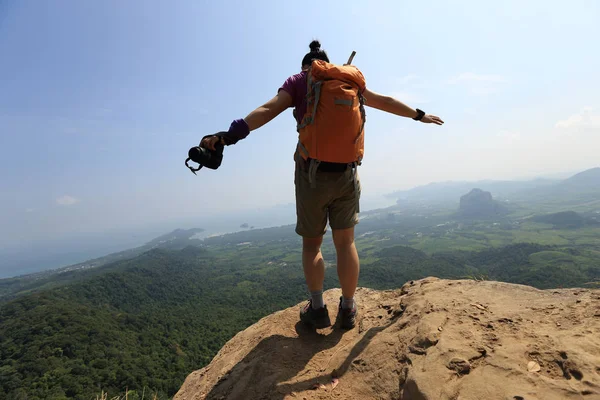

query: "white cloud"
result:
(555, 106), (600, 129)
(56, 195), (80, 206)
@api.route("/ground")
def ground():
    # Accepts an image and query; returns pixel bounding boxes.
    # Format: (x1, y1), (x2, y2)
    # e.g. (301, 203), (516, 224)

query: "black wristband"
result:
(413, 109), (425, 121)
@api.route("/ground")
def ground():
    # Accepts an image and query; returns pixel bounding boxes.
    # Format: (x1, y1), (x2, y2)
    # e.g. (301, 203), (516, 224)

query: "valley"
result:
(1, 168), (599, 399)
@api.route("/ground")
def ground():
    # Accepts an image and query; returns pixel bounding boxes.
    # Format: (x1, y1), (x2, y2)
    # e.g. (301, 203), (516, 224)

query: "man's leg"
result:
(302, 235), (325, 309)
(328, 168), (361, 329)
(299, 234), (331, 328)
(294, 162), (331, 328)
(332, 227), (359, 303)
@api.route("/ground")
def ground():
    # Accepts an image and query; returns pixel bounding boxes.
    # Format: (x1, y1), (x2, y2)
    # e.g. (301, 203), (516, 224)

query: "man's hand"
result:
(420, 114), (444, 125)
(200, 135), (224, 151)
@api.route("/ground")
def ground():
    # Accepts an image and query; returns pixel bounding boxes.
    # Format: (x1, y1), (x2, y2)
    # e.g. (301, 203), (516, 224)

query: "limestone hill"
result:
(458, 188), (507, 219)
(175, 278), (600, 400)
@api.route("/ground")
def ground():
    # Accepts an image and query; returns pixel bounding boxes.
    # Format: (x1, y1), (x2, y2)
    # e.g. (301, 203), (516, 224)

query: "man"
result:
(200, 40), (444, 330)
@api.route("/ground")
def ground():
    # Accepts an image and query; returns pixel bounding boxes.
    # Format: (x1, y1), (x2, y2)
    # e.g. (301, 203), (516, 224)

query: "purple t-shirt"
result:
(278, 71), (308, 125)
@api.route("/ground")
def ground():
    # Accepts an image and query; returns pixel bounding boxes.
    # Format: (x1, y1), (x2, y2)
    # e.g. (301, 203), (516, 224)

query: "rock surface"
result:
(174, 277), (600, 400)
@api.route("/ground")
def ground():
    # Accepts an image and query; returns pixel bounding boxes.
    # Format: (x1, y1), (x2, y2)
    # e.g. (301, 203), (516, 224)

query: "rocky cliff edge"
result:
(174, 277), (600, 400)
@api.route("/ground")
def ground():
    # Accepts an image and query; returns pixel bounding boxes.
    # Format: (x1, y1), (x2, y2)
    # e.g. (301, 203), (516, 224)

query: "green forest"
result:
(2, 175), (600, 399)
(2, 239), (600, 399)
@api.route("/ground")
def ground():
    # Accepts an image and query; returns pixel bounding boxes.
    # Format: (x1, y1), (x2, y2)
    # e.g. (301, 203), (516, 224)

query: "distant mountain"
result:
(512, 167), (600, 206)
(530, 211), (596, 229)
(46, 228), (206, 274)
(561, 167), (600, 188)
(458, 188), (508, 219)
(142, 228), (205, 249)
(0, 228), (205, 302)
(387, 178), (558, 205)
(387, 167), (600, 210)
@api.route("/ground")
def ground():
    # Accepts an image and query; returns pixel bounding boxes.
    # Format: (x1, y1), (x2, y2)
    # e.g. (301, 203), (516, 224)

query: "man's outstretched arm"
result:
(244, 90), (293, 131)
(362, 88), (444, 125)
(202, 90), (293, 150)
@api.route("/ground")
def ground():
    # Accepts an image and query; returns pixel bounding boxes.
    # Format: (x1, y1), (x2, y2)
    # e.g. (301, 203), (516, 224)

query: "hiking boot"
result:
(338, 296), (357, 330)
(300, 300), (331, 329)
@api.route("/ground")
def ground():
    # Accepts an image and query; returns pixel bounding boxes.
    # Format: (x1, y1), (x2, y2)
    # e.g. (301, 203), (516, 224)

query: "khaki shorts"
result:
(294, 159), (361, 238)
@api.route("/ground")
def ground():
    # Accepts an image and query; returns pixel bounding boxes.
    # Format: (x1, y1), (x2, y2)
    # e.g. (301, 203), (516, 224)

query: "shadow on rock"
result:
(203, 319), (394, 400)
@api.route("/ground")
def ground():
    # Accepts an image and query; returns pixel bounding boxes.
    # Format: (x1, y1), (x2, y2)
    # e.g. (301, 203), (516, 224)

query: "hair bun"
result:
(309, 40), (321, 52)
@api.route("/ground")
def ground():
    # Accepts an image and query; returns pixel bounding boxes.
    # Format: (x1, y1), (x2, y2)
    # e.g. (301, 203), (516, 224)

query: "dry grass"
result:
(94, 387), (161, 400)
(463, 274), (489, 282)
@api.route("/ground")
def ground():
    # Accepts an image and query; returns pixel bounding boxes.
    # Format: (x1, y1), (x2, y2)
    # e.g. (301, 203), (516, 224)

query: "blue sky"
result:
(1, 0), (599, 252)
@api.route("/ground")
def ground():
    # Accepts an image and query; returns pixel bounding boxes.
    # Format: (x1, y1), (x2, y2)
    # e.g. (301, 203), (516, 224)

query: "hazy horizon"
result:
(2, 1), (599, 276)
(1, 164), (595, 279)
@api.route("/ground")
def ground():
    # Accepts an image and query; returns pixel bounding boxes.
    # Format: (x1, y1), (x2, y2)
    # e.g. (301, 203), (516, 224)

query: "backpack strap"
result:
(297, 140), (310, 159)
(185, 157), (203, 175)
(308, 158), (321, 189)
(355, 92), (367, 146)
(297, 80), (323, 131)
(350, 162), (360, 213)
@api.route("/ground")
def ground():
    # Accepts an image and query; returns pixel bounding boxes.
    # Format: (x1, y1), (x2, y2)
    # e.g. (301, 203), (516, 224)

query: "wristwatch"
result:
(413, 108), (425, 121)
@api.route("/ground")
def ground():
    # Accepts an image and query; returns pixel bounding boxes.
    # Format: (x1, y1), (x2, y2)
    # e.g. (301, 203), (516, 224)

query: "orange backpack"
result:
(296, 59), (367, 165)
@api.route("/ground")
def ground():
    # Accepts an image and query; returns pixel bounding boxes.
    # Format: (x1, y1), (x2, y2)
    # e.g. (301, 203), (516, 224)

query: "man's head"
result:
(301, 40), (329, 70)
